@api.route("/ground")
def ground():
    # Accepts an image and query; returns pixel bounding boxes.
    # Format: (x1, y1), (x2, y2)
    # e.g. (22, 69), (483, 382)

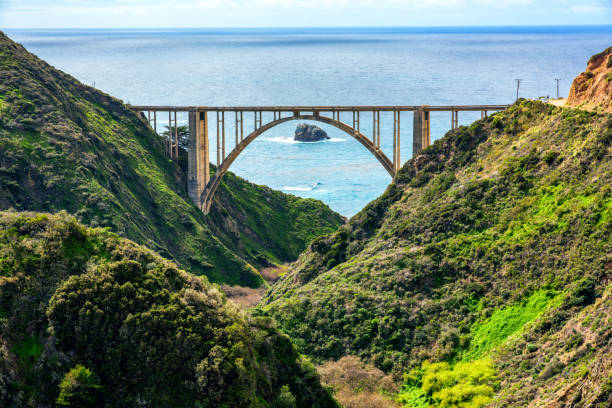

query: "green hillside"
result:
(261, 101), (611, 407)
(0, 31), (342, 288)
(0, 211), (338, 407)
(208, 168), (344, 267)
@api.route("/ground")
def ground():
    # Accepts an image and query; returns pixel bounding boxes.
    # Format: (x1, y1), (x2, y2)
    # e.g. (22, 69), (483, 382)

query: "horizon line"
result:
(3, 24), (612, 30)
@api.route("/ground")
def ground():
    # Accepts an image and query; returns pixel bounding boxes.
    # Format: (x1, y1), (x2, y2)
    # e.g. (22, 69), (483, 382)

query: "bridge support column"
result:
(188, 110), (209, 207)
(413, 106), (431, 156)
(393, 111), (401, 174)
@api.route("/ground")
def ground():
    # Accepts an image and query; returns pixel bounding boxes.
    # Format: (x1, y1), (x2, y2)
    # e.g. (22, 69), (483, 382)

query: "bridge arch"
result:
(200, 114), (394, 213)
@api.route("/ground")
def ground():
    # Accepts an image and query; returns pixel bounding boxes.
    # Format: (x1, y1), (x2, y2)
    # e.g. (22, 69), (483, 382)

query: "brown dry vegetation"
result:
(222, 285), (266, 309)
(260, 265), (288, 283)
(318, 356), (400, 408)
(224, 265), (289, 308)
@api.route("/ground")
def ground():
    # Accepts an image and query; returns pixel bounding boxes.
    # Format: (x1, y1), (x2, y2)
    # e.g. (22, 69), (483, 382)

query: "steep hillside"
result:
(0, 211), (338, 408)
(0, 31), (342, 287)
(208, 168), (344, 267)
(261, 101), (611, 407)
(567, 46), (612, 112)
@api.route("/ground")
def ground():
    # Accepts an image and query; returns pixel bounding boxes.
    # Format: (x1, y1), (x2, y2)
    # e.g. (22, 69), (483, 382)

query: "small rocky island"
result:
(294, 123), (329, 142)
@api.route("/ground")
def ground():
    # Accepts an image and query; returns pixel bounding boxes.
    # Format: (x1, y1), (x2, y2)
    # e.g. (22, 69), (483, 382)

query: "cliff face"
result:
(0, 31), (342, 287)
(567, 46), (612, 112)
(262, 101), (612, 407)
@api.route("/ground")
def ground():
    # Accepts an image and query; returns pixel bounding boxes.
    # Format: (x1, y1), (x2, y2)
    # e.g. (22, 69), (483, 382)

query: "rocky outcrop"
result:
(295, 123), (329, 142)
(567, 46), (612, 112)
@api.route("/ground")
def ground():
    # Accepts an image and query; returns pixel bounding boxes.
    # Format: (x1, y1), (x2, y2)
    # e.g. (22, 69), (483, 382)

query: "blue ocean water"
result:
(5, 27), (611, 216)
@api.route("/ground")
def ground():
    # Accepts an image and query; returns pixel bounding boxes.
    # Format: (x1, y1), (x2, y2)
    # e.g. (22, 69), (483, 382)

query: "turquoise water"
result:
(5, 27), (611, 216)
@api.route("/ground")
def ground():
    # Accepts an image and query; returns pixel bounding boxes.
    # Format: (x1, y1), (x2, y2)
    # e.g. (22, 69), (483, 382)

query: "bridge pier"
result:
(413, 106), (431, 155)
(188, 110), (209, 207)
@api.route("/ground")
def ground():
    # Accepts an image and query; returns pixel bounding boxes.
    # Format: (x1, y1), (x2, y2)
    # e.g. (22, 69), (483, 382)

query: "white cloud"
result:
(1, 0), (610, 27)
(570, 5), (610, 14)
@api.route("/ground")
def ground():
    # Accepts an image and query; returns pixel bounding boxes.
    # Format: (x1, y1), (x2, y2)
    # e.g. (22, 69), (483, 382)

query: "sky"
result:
(0, 0), (611, 28)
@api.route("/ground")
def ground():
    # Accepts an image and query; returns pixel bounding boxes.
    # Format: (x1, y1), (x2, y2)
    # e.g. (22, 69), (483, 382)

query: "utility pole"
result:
(554, 79), (561, 99)
(515, 79), (522, 101)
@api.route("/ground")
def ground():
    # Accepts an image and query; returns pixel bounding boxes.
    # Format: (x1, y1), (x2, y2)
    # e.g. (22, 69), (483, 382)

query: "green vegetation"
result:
(0, 31), (342, 288)
(211, 169), (343, 266)
(2, 30), (611, 408)
(399, 359), (496, 408)
(56, 365), (103, 407)
(0, 211), (338, 407)
(462, 290), (557, 360)
(11, 335), (43, 365)
(262, 100), (612, 406)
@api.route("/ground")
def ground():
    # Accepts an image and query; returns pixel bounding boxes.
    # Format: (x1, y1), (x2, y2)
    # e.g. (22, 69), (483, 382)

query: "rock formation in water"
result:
(295, 123), (330, 142)
(567, 46), (612, 112)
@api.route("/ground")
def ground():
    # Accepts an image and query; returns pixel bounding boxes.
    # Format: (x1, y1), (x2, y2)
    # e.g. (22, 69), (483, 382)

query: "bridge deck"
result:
(127, 104), (511, 112)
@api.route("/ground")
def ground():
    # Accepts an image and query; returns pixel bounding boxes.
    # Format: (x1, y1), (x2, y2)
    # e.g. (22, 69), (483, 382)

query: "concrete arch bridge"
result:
(128, 105), (509, 214)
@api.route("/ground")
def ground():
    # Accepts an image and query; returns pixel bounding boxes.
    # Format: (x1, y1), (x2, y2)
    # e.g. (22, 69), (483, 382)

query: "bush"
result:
(318, 356), (398, 408)
(318, 355), (397, 394)
(272, 385), (297, 408)
(543, 151), (559, 165)
(422, 359), (496, 408)
(564, 278), (597, 308)
(56, 365), (103, 407)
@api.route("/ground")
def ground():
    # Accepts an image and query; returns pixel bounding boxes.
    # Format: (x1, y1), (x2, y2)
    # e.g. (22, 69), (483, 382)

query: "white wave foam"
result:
(263, 136), (347, 144)
(281, 182), (321, 192)
(264, 137), (300, 144)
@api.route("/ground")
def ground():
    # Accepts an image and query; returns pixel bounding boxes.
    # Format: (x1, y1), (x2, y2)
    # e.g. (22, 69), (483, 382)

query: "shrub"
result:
(399, 359), (497, 408)
(543, 151), (559, 165)
(318, 355), (397, 394)
(56, 365), (103, 407)
(272, 385), (297, 408)
(318, 356), (398, 408)
(564, 278), (597, 308)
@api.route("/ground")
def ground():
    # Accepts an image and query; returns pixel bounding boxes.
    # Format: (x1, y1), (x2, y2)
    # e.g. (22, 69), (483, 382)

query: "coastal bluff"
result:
(567, 46), (612, 112)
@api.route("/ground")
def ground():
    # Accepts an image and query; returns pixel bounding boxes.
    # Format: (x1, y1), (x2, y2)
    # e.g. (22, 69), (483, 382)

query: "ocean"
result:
(5, 26), (611, 216)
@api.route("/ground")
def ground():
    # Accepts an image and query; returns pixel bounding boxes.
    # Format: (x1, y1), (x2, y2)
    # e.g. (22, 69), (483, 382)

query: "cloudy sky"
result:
(0, 0), (610, 28)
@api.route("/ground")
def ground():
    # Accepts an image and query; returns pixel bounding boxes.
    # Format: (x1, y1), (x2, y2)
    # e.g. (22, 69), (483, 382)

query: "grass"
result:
(462, 290), (558, 360)
(11, 335), (43, 367)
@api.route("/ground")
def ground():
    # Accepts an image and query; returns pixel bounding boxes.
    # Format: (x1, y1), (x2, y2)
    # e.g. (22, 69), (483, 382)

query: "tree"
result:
(161, 125), (189, 150)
